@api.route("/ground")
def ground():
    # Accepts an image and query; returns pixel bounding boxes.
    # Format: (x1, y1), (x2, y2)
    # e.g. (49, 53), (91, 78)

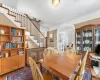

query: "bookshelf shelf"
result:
(0, 40), (10, 42)
(0, 49), (10, 51)
(11, 48), (24, 50)
(0, 34), (10, 36)
(0, 24), (25, 75)
(11, 35), (24, 37)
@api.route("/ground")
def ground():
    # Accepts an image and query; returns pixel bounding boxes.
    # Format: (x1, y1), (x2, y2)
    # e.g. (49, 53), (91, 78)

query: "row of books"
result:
(3, 42), (23, 49)
(11, 28), (16, 36)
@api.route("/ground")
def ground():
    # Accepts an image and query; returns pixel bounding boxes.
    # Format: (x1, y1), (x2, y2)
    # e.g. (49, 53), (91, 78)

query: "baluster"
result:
(12, 8), (15, 16)
(17, 13), (19, 21)
(19, 13), (21, 22)
(16, 13), (18, 21)
(20, 15), (23, 27)
(24, 16), (26, 27)
(28, 19), (30, 32)
(18, 14), (20, 22)
(21, 16), (24, 27)
(26, 18), (28, 30)
(30, 22), (32, 35)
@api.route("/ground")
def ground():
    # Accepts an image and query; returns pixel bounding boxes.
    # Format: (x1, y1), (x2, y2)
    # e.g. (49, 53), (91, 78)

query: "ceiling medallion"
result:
(52, 0), (60, 6)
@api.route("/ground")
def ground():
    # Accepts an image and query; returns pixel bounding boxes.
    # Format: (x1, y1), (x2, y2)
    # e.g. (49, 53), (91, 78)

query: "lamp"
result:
(52, 0), (60, 6)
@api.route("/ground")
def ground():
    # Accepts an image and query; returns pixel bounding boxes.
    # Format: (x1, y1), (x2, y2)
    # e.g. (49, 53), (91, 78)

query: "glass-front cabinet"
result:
(76, 31), (82, 53)
(75, 24), (100, 53)
(82, 29), (93, 52)
(95, 27), (100, 47)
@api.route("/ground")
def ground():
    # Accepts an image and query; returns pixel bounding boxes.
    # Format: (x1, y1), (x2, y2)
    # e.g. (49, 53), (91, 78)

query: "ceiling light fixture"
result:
(52, 0), (60, 6)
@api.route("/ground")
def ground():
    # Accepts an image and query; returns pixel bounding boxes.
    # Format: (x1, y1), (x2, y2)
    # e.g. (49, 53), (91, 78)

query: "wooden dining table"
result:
(39, 54), (81, 80)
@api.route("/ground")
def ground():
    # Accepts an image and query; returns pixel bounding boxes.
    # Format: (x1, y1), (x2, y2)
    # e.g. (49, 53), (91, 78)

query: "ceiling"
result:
(0, 0), (100, 27)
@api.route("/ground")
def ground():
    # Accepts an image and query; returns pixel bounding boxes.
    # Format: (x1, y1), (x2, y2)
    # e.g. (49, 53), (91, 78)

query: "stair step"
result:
(33, 40), (37, 43)
(30, 36), (34, 40)
(25, 31), (30, 36)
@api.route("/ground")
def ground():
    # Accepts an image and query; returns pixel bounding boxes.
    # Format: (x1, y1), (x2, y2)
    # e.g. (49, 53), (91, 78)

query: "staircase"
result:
(0, 3), (47, 48)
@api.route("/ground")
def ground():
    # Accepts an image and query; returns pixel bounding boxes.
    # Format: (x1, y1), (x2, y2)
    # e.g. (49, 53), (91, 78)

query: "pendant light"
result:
(52, 0), (60, 6)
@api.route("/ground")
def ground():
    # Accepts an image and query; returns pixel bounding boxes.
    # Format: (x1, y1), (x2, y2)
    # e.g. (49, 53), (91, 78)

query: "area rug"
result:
(7, 68), (32, 80)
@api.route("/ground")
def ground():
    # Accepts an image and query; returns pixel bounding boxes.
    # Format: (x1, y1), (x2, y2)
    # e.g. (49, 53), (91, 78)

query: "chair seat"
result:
(43, 73), (55, 80)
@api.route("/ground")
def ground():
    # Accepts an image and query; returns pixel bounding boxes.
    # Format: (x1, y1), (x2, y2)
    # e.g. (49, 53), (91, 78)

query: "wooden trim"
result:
(76, 24), (94, 30)
(8, 10), (16, 18)
(14, 20), (21, 23)
(0, 24), (25, 30)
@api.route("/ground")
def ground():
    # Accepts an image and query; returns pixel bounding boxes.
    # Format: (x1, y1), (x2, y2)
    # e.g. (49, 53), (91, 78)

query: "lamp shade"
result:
(52, 0), (60, 6)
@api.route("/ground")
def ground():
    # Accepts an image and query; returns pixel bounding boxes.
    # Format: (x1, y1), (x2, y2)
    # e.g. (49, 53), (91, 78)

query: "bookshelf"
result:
(0, 24), (25, 75)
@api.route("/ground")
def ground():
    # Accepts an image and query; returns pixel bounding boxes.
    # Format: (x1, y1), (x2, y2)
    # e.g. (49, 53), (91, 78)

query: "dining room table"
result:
(39, 53), (82, 80)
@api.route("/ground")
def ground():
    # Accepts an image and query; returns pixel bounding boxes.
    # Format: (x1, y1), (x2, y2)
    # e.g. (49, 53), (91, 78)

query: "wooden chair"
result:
(28, 57), (55, 80)
(65, 48), (77, 59)
(70, 51), (92, 80)
(89, 55), (100, 79)
(43, 47), (59, 58)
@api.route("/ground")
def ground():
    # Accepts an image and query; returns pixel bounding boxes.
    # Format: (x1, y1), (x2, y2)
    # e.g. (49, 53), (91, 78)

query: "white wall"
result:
(40, 25), (49, 37)
(55, 24), (75, 51)
(68, 10), (100, 24)
(66, 28), (75, 48)
(0, 0), (18, 8)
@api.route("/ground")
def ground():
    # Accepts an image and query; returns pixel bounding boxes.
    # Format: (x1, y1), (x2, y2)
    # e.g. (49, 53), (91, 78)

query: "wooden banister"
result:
(25, 14), (46, 39)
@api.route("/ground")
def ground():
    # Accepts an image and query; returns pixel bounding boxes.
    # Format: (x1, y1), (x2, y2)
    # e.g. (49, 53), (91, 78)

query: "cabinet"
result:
(0, 24), (25, 75)
(75, 24), (100, 53)
(11, 55), (19, 70)
(82, 29), (93, 52)
(95, 27), (100, 46)
(19, 54), (25, 67)
(1, 58), (11, 73)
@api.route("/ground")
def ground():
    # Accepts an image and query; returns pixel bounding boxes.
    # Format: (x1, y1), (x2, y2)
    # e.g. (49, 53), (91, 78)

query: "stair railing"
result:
(25, 14), (47, 47)
(0, 3), (47, 47)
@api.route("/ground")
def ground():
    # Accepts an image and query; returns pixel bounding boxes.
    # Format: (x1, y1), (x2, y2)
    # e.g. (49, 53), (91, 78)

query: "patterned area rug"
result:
(7, 68), (32, 80)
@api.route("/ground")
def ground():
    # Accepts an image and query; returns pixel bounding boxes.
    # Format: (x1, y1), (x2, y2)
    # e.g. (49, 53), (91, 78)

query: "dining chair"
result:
(90, 56), (100, 79)
(69, 51), (92, 80)
(28, 57), (55, 80)
(65, 47), (77, 54)
(43, 47), (59, 58)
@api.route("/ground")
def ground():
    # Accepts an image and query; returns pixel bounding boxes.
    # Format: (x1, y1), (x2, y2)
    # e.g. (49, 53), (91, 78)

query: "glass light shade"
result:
(52, 0), (60, 6)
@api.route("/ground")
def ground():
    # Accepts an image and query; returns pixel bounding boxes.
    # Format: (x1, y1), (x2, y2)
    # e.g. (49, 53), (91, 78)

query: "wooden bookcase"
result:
(75, 24), (100, 53)
(0, 24), (25, 75)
